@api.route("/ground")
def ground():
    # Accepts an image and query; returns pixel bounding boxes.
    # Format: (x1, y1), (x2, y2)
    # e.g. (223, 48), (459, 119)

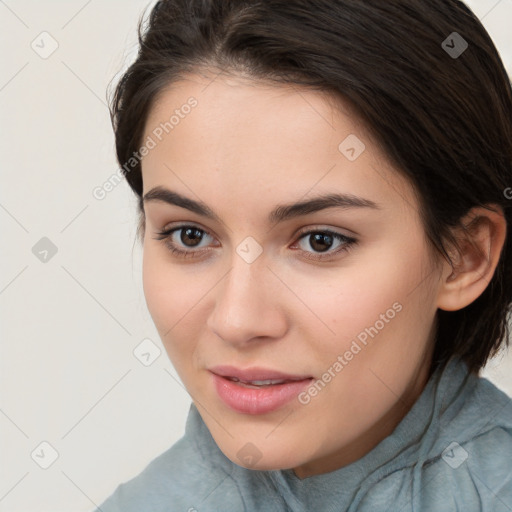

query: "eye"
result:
(153, 224), (216, 259)
(292, 228), (357, 261)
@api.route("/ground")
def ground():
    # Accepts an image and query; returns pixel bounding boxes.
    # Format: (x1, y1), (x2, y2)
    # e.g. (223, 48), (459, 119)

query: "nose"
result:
(206, 255), (288, 347)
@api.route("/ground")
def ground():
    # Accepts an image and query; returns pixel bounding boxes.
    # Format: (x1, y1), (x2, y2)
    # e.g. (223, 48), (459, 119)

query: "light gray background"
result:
(1, 0), (511, 510)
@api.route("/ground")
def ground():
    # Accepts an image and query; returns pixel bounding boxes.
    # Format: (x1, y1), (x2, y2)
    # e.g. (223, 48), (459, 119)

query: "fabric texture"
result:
(94, 357), (512, 511)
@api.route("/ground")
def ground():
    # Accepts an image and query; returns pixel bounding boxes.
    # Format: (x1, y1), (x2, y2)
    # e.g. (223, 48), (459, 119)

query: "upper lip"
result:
(209, 365), (313, 382)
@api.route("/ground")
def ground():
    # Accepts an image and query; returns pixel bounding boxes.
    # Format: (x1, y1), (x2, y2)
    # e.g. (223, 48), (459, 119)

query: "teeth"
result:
(229, 377), (287, 386)
(248, 379), (287, 385)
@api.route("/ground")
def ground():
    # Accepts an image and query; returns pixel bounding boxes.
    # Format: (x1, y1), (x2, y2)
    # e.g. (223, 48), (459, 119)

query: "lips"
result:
(209, 365), (314, 414)
(209, 365), (312, 384)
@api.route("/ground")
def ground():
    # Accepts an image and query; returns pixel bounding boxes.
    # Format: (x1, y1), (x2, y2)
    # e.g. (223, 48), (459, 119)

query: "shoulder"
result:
(359, 371), (512, 511)
(418, 374), (512, 511)
(417, 425), (512, 511)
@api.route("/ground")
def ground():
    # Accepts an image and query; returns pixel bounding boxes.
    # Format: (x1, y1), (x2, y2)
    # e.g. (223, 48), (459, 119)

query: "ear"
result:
(436, 205), (507, 312)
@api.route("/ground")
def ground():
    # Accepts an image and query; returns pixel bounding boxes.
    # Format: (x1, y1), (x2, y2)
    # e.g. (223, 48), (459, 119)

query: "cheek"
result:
(141, 246), (211, 368)
(291, 238), (433, 365)
(142, 248), (194, 343)
(289, 256), (410, 338)
(142, 248), (171, 325)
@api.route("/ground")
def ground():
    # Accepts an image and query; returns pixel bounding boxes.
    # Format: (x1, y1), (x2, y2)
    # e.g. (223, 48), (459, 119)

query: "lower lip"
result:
(211, 373), (313, 415)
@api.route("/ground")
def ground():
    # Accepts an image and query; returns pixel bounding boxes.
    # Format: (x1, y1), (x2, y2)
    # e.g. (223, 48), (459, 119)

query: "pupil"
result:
(310, 233), (333, 252)
(181, 227), (203, 247)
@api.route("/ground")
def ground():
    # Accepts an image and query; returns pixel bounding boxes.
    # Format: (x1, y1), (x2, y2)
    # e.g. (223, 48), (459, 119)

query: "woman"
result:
(97, 0), (512, 509)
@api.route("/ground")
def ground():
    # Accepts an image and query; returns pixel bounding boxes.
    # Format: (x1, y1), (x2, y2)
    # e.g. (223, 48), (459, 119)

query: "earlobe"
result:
(436, 205), (506, 312)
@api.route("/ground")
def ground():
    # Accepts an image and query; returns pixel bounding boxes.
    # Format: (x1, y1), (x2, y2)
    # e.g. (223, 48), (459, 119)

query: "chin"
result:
(220, 440), (307, 473)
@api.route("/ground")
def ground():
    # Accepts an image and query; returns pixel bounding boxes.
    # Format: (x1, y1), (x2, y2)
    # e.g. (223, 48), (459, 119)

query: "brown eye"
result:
(290, 228), (358, 262)
(180, 227), (205, 247)
(153, 224), (216, 259)
(308, 232), (335, 252)
(296, 230), (355, 255)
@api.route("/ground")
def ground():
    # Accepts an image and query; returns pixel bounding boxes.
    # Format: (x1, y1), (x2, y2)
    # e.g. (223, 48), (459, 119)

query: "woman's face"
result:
(140, 72), (444, 478)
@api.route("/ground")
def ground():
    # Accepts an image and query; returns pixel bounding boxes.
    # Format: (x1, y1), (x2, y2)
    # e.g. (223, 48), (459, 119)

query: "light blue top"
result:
(95, 357), (512, 511)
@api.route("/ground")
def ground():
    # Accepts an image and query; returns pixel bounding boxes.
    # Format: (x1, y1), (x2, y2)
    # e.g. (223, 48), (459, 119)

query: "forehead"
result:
(141, 72), (418, 217)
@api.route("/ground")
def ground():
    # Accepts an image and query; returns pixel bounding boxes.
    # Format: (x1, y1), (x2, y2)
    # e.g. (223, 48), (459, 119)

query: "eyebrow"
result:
(142, 186), (381, 225)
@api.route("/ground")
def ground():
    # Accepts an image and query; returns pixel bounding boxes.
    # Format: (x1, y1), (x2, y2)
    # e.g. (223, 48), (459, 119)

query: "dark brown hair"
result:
(108, 0), (512, 373)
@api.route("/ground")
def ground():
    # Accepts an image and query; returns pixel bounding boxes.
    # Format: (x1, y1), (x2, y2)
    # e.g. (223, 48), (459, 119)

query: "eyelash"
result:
(153, 224), (357, 262)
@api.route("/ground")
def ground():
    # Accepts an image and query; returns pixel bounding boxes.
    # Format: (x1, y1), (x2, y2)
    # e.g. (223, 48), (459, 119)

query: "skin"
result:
(139, 71), (507, 479)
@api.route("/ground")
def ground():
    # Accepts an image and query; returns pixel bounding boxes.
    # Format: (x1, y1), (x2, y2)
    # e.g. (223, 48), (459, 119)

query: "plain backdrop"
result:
(1, 0), (511, 510)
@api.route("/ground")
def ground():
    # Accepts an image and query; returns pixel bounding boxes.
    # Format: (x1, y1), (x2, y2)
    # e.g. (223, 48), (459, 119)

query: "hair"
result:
(108, 0), (512, 374)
